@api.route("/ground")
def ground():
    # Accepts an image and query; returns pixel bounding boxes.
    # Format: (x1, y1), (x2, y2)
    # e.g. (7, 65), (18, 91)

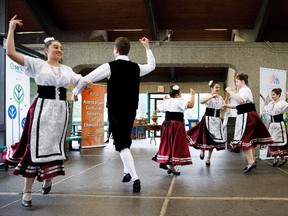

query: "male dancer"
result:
(73, 37), (156, 192)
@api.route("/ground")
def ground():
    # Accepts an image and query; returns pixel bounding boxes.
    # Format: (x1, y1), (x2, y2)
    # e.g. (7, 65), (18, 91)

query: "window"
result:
(72, 93), (210, 128)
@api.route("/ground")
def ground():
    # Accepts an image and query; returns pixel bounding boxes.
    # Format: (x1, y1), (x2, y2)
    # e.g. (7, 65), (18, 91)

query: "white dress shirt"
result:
(72, 49), (155, 95)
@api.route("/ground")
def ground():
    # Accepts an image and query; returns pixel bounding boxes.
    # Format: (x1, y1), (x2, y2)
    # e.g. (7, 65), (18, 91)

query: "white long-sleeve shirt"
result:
(237, 86), (253, 104)
(263, 100), (288, 116)
(72, 49), (155, 95)
(23, 55), (81, 88)
(204, 94), (225, 109)
(158, 98), (188, 113)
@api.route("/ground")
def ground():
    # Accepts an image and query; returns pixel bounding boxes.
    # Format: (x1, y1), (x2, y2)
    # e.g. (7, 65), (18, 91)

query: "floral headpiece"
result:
(208, 80), (214, 87)
(44, 37), (55, 44)
(172, 85), (180, 90)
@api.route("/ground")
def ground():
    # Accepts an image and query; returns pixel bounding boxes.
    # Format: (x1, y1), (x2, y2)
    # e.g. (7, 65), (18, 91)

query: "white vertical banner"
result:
(260, 67), (287, 113)
(259, 67), (287, 159)
(6, 56), (30, 147)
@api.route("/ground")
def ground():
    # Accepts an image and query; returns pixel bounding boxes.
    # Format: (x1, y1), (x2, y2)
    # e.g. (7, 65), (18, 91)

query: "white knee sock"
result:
(120, 148), (139, 181)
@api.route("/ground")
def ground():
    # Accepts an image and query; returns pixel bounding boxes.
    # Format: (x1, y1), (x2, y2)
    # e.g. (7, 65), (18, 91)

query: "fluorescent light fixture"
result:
(16, 31), (45, 34)
(112, 29), (143, 32)
(204, 29), (228, 31)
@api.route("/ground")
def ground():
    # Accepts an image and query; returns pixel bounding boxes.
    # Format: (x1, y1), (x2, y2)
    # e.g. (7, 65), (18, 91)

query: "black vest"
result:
(107, 60), (140, 111)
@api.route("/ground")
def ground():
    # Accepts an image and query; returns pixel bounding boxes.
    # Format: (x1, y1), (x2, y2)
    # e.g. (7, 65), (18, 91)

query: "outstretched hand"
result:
(139, 37), (150, 49)
(84, 80), (93, 90)
(190, 88), (195, 95)
(225, 87), (232, 93)
(9, 15), (23, 31)
(71, 95), (78, 102)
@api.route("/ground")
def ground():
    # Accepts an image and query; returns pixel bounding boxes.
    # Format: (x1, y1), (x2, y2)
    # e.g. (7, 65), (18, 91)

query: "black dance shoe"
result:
(200, 151), (205, 160)
(42, 179), (52, 195)
(243, 162), (257, 173)
(21, 192), (32, 207)
(206, 161), (211, 166)
(42, 185), (52, 195)
(167, 169), (181, 176)
(272, 158), (279, 167)
(277, 158), (287, 167)
(159, 164), (168, 170)
(122, 173), (132, 183)
(232, 147), (241, 153)
(133, 179), (141, 193)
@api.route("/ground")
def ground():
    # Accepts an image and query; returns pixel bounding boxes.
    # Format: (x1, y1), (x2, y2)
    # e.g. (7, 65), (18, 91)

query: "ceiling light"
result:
(16, 31), (45, 34)
(112, 29), (143, 32)
(204, 29), (228, 31)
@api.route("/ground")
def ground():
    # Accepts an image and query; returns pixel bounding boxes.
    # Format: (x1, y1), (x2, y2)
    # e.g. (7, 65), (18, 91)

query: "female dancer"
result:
(263, 88), (288, 167)
(187, 80), (226, 166)
(152, 85), (195, 175)
(1, 15), (87, 207)
(224, 73), (273, 173)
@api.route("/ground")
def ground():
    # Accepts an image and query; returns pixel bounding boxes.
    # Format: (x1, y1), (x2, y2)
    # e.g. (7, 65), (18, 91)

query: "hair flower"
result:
(208, 80), (213, 86)
(172, 85), (180, 90)
(44, 37), (55, 43)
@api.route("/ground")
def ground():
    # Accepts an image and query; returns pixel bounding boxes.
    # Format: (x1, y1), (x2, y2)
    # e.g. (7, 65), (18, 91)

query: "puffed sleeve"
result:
(238, 87), (253, 103)
(278, 100), (288, 114)
(178, 98), (189, 111)
(62, 65), (82, 85)
(23, 55), (43, 78)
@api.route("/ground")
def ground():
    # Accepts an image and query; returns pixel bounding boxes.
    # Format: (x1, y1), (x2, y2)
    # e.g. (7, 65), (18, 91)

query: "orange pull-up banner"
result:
(81, 84), (106, 148)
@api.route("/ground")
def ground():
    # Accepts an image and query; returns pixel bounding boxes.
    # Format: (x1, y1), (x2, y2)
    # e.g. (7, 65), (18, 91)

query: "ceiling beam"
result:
(24, 0), (61, 37)
(143, 0), (158, 41)
(24, 0), (107, 43)
(253, 0), (275, 42)
(16, 44), (45, 59)
(260, 29), (288, 42)
(15, 32), (48, 44)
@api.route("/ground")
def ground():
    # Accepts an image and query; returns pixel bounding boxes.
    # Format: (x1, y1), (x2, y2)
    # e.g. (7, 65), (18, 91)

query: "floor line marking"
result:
(159, 176), (176, 216)
(2, 192), (288, 201)
(0, 156), (118, 210)
(263, 160), (288, 175)
(50, 155), (118, 187)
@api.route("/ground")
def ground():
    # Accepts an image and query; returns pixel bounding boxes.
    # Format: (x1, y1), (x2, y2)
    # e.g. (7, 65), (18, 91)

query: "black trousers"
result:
(108, 108), (136, 152)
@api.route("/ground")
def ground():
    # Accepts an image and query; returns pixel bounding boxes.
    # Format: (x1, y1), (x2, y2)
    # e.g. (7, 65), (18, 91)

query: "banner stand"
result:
(81, 84), (106, 148)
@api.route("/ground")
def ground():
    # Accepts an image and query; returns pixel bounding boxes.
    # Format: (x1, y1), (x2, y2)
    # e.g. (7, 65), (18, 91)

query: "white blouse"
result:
(158, 98), (188, 113)
(263, 100), (288, 116)
(23, 55), (81, 87)
(238, 86), (253, 104)
(204, 94), (224, 109)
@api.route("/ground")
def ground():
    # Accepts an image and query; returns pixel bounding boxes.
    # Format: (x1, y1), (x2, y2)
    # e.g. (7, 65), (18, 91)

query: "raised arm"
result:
(138, 37), (156, 76)
(225, 87), (244, 104)
(200, 94), (218, 104)
(6, 15), (24, 66)
(187, 88), (196, 108)
(139, 37), (151, 50)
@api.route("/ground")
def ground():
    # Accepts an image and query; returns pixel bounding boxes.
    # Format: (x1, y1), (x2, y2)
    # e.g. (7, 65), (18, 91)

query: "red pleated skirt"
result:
(268, 145), (288, 157)
(152, 120), (192, 166)
(187, 116), (226, 151)
(230, 111), (273, 153)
